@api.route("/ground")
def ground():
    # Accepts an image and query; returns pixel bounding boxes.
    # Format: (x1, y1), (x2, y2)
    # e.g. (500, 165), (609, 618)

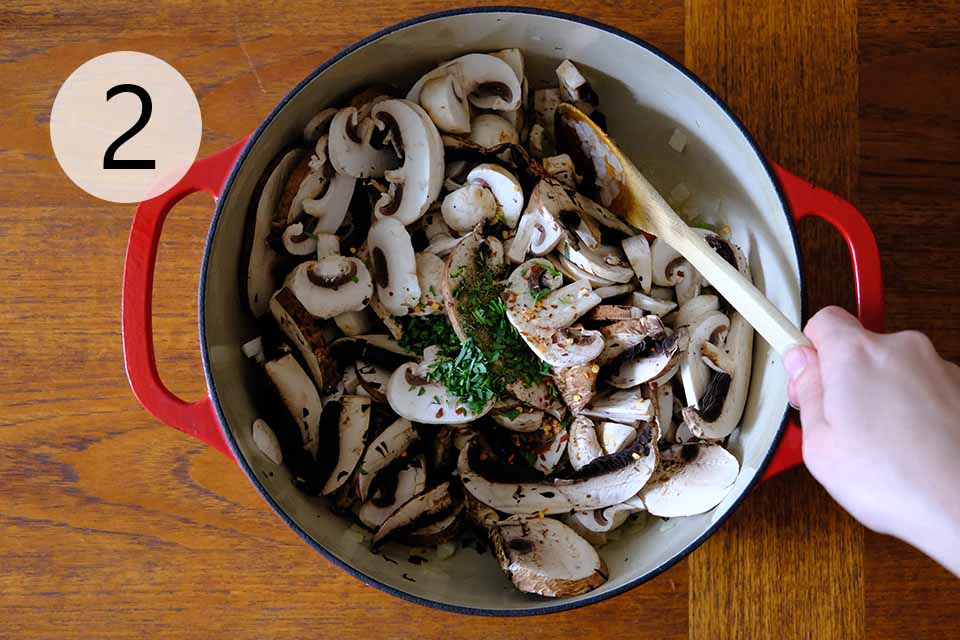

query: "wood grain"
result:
(1, 0), (958, 638)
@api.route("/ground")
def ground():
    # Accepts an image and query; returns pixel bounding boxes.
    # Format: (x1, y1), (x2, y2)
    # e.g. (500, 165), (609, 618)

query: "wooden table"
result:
(2, 1), (958, 638)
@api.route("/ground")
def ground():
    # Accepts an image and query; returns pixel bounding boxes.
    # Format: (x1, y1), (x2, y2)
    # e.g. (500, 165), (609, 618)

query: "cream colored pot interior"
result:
(201, 10), (802, 613)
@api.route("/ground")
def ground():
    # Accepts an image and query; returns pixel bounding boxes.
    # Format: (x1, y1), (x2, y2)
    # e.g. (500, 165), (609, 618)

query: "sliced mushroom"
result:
(466, 164), (524, 228)
(269, 287), (337, 392)
(441, 182), (497, 233)
(386, 360), (494, 424)
(368, 217), (420, 316)
(505, 379), (566, 420)
(334, 309), (374, 336)
(419, 74), (471, 134)
(356, 418), (418, 501)
(263, 353), (323, 459)
(322, 395), (372, 495)
(598, 315), (667, 365)
(567, 416), (603, 471)
(569, 497), (645, 534)
(673, 294), (720, 330)
(401, 502), (465, 546)
(355, 361), (391, 402)
(556, 60), (599, 107)
(469, 114), (519, 149)
(630, 291), (677, 316)
(303, 107), (338, 143)
(408, 53), (522, 113)
(281, 219), (318, 256)
(330, 334), (417, 372)
(246, 148), (303, 317)
(622, 234), (653, 293)
(301, 143), (356, 233)
(252, 418), (283, 465)
(507, 181), (568, 263)
(581, 388), (655, 423)
(372, 99), (445, 225)
(640, 443), (739, 517)
(680, 311), (730, 409)
(534, 425), (569, 475)
(542, 153), (580, 189)
(588, 304), (645, 322)
(490, 516), (608, 597)
(533, 87), (561, 138)
(459, 424), (656, 514)
(593, 283), (634, 300)
(503, 259), (603, 368)
(372, 481), (457, 548)
(357, 460), (427, 529)
(442, 230), (504, 340)
(552, 362), (598, 414)
(560, 237), (634, 284)
(570, 192), (636, 237)
(609, 328), (688, 389)
(368, 292), (404, 340)
(527, 123), (546, 158)
(650, 381), (674, 442)
(596, 421), (637, 455)
(411, 252), (446, 315)
(328, 107), (398, 178)
(491, 401), (544, 433)
(285, 256), (373, 319)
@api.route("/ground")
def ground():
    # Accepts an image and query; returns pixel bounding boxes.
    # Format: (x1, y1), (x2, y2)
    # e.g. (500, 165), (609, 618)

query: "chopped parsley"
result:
(399, 315), (460, 357)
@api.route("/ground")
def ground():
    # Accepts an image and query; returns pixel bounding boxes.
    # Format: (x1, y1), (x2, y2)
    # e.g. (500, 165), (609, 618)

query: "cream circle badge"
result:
(50, 51), (203, 203)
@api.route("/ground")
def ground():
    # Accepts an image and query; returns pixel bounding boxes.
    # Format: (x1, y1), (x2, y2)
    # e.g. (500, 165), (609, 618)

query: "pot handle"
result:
(761, 164), (885, 480)
(122, 139), (248, 457)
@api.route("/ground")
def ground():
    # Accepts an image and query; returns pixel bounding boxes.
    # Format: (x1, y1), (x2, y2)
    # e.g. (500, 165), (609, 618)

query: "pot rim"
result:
(198, 5), (805, 617)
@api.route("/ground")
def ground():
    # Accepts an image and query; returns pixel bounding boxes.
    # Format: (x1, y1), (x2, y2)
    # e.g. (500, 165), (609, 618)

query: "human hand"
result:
(785, 306), (960, 576)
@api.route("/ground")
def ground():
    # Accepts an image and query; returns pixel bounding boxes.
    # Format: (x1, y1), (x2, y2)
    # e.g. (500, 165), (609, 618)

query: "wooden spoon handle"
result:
(667, 221), (810, 356)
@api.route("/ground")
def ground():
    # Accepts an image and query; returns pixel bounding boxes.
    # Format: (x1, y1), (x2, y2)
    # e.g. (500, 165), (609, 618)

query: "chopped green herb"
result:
(543, 263), (561, 278)
(530, 287), (552, 304)
(351, 276), (360, 283)
(501, 407), (522, 421)
(398, 315), (460, 357)
(417, 387), (426, 397)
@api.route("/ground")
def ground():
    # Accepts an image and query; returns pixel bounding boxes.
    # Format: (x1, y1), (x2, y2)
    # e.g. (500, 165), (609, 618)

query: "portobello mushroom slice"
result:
(356, 418), (419, 501)
(598, 316), (666, 365)
(552, 362), (598, 414)
(372, 481), (458, 548)
(490, 515), (608, 597)
(354, 361), (391, 403)
(640, 443), (739, 517)
(458, 424), (657, 514)
(270, 287), (337, 393)
(608, 327), (688, 389)
(357, 458), (427, 529)
(400, 501), (465, 546)
(322, 395), (372, 495)
(263, 353), (324, 459)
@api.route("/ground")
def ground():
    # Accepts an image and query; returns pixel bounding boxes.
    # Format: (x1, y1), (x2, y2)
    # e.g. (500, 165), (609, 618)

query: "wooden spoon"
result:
(556, 103), (809, 356)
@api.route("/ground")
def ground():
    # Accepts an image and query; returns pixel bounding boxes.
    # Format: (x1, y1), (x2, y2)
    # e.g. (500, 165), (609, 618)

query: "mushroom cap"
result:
(631, 291), (678, 316)
(386, 362), (495, 424)
(640, 443), (739, 517)
(441, 183), (497, 233)
(419, 74), (471, 134)
(441, 230), (504, 341)
(372, 99), (445, 225)
(321, 395), (372, 495)
(327, 107), (398, 178)
(466, 163), (523, 228)
(408, 53), (522, 112)
(552, 362), (598, 414)
(490, 516), (608, 597)
(281, 220), (319, 256)
(285, 257), (373, 319)
(367, 217), (421, 316)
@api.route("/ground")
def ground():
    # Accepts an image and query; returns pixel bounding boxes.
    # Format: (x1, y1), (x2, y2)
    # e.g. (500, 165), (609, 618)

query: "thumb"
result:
(784, 346), (826, 434)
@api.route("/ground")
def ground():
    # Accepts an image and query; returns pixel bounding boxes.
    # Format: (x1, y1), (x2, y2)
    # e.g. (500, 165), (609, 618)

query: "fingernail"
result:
(788, 399), (800, 411)
(783, 348), (808, 381)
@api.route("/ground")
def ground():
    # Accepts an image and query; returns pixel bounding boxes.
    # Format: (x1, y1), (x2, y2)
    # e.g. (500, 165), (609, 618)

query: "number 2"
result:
(103, 84), (156, 170)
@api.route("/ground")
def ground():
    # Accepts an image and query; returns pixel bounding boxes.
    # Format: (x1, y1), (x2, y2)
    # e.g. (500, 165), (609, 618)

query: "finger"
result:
(804, 306), (863, 347)
(784, 347), (827, 433)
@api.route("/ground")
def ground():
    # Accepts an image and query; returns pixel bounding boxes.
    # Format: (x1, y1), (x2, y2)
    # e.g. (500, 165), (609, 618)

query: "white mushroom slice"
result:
(368, 217), (420, 316)
(246, 148), (302, 317)
(570, 192), (637, 237)
(402, 502), (465, 546)
(458, 425), (656, 514)
(650, 381), (674, 442)
(372, 99), (444, 225)
(650, 286), (675, 301)
(441, 183), (497, 233)
(419, 74), (471, 134)
(411, 252), (446, 315)
(357, 461), (427, 529)
(466, 164), (523, 228)
(263, 353), (323, 459)
(631, 291), (678, 315)
(334, 309), (374, 336)
(505, 379), (566, 420)
(588, 304), (644, 322)
(441, 230), (504, 339)
(650, 238), (687, 287)
(622, 234), (653, 293)
(281, 220), (318, 255)
(314, 232), (340, 259)
(560, 238), (634, 284)
(554, 254), (616, 288)
(386, 361), (494, 424)
(301, 161), (356, 233)
(491, 403), (544, 433)
(593, 283), (634, 299)
(597, 421), (637, 455)
(303, 107), (338, 143)
(673, 294), (720, 330)
(408, 53), (522, 112)
(640, 443), (739, 517)
(556, 60), (599, 106)
(490, 516), (608, 598)
(567, 416), (603, 471)
(507, 181), (568, 262)
(241, 336), (264, 364)
(356, 418), (418, 501)
(528, 123), (546, 158)
(571, 497), (645, 534)
(443, 160), (470, 191)
(355, 361), (391, 403)
(503, 260), (603, 368)
(252, 418), (282, 465)
(680, 311), (730, 408)
(674, 261), (702, 305)
(702, 341), (737, 374)
(491, 48), (526, 100)
(322, 395), (372, 495)
(598, 316), (667, 365)
(542, 153), (580, 189)
(270, 287), (337, 392)
(468, 114), (519, 149)
(372, 482), (456, 547)
(609, 328), (688, 389)
(328, 107), (398, 178)
(285, 257), (373, 319)
(340, 365), (360, 395)
(535, 427), (569, 475)
(582, 389), (655, 423)
(533, 87), (561, 135)
(682, 238), (754, 440)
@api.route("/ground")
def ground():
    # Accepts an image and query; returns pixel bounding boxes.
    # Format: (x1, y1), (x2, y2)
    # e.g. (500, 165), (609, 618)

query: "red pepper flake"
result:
(435, 407), (444, 419)
(559, 434), (569, 443)
(455, 407), (466, 416)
